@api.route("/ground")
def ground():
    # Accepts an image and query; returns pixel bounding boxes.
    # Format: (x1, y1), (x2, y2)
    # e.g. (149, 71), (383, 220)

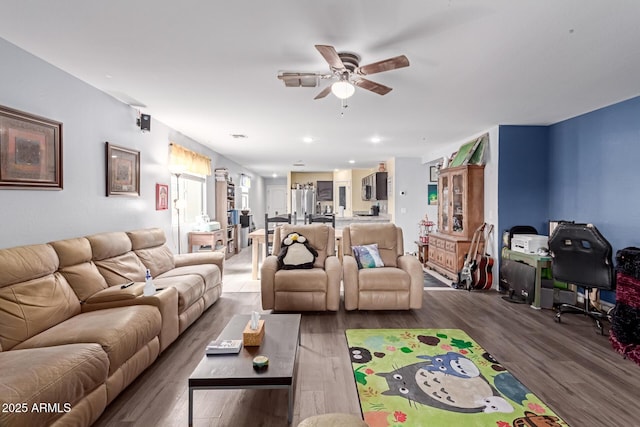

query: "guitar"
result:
(457, 223), (485, 290)
(473, 224), (494, 290)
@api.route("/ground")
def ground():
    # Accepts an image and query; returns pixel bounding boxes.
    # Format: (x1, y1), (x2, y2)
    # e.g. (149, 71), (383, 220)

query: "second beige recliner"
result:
(261, 224), (341, 311)
(342, 223), (423, 310)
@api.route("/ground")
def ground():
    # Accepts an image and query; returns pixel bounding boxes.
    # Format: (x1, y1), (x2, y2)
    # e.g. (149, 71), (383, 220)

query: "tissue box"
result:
(242, 320), (265, 346)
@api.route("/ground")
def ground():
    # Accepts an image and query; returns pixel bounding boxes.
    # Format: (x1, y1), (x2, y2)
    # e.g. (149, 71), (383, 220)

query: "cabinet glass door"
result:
(452, 172), (464, 233)
(440, 175), (449, 232)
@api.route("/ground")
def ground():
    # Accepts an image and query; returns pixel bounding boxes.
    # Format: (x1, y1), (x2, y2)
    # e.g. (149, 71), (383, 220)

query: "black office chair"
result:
(264, 213), (291, 257)
(548, 222), (615, 334)
(307, 213), (335, 228)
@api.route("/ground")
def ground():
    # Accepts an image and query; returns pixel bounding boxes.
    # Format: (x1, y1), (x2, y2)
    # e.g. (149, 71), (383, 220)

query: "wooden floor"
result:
(94, 252), (640, 427)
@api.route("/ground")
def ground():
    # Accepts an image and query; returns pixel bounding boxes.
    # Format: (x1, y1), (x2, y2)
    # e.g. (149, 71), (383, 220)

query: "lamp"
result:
(174, 197), (186, 253)
(172, 171), (186, 254)
(331, 80), (355, 99)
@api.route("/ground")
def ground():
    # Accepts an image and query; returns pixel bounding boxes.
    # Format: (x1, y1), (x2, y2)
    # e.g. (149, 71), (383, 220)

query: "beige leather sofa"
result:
(0, 228), (224, 427)
(261, 224), (341, 311)
(342, 223), (423, 310)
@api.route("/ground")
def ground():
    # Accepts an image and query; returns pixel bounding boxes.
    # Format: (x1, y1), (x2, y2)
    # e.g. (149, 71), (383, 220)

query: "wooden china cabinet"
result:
(426, 164), (484, 280)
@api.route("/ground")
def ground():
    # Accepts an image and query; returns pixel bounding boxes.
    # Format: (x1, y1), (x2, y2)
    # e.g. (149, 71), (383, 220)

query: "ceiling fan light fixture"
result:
(331, 81), (355, 99)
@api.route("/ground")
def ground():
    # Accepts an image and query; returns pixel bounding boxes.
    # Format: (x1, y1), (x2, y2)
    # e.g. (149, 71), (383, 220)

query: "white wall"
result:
(387, 157), (429, 251)
(0, 37), (263, 250)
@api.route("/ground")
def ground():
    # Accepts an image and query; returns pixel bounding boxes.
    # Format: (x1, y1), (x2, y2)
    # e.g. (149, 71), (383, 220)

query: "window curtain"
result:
(169, 143), (212, 176)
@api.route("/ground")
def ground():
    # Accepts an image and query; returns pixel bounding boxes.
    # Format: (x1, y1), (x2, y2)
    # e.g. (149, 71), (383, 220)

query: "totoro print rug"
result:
(345, 329), (568, 427)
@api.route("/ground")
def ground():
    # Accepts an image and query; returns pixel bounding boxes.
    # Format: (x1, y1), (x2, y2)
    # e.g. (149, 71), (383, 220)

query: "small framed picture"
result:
(106, 142), (140, 196)
(156, 183), (169, 210)
(430, 166), (438, 182)
(0, 105), (63, 189)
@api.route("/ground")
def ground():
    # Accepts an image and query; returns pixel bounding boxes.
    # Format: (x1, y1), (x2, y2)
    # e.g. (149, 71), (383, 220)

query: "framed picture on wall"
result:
(429, 166), (438, 182)
(428, 184), (438, 205)
(0, 105), (63, 189)
(106, 142), (140, 196)
(156, 183), (169, 210)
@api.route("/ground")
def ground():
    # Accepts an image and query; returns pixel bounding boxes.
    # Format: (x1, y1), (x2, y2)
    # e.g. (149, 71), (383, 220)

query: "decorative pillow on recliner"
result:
(277, 232), (318, 270)
(352, 244), (385, 269)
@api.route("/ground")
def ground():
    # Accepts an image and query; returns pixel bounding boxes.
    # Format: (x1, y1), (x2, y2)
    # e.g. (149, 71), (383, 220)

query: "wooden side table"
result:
(415, 240), (429, 266)
(187, 230), (225, 253)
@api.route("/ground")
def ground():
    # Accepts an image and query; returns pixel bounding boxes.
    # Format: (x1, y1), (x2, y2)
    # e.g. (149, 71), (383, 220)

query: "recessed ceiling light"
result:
(371, 136), (381, 143)
(303, 137), (313, 143)
(272, 173), (278, 178)
(348, 160), (355, 164)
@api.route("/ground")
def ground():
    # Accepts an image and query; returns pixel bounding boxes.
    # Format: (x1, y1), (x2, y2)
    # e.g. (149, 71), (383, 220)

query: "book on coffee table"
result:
(206, 339), (243, 355)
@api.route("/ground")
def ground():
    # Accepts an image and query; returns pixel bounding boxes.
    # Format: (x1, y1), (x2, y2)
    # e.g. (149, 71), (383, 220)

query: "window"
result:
(171, 174), (206, 225)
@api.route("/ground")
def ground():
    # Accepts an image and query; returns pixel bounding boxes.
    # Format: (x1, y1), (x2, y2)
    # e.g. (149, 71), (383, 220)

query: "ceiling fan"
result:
(277, 45), (410, 100)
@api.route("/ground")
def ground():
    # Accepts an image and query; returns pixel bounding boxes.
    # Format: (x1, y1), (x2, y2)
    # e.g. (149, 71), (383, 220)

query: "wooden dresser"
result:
(426, 164), (484, 279)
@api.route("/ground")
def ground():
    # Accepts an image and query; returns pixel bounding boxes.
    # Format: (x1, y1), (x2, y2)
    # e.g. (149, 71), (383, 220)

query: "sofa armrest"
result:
(397, 254), (424, 309)
(174, 251), (225, 276)
(342, 255), (360, 310)
(260, 255), (279, 310)
(83, 283), (143, 304)
(82, 287), (179, 352)
(324, 255), (342, 311)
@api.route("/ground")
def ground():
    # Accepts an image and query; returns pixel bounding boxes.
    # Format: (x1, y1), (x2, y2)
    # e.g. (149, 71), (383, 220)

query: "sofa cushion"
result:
(87, 231), (148, 286)
(153, 275), (205, 313)
(14, 306), (161, 376)
(274, 268), (327, 292)
(0, 343), (108, 427)
(352, 243), (385, 269)
(348, 223), (399, 267)
(358, 267), (410, 291)
(134, 244), (176, 277)
(86, 231), (132, 260)
(0, 243), (58, 287)
(127, 228), (176, 277)
(49, 237), (109, 302)
(158, 264), (221, 292)
(0, 243), (81, 350)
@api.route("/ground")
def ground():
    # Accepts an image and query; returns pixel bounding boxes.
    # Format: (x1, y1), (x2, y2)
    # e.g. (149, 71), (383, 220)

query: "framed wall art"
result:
(0, 105), (63, 189)
(156, 183), (169, 210)
(430, 165), (438, 182)
(106, 142), (140, 196)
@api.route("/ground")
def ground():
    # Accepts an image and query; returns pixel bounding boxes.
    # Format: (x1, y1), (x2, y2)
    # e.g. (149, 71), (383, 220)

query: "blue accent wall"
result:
(549, 96), (640, 251)
(498, 96), (640, 304)
(548, 96), (640, 303)
(498, 126), (550, 238)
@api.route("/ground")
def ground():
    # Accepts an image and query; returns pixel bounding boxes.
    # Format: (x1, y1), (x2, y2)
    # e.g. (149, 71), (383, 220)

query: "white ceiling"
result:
(1, 1), (640, 177)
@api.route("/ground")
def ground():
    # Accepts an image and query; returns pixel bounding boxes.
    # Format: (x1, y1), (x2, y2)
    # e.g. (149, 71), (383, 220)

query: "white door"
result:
(266, 185), (287, 217)
(334, 180), (352, 217)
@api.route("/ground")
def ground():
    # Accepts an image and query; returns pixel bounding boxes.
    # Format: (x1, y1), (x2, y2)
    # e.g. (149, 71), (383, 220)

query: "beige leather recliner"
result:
(261, 224), (341, 311)
(342, 223), (423, 310)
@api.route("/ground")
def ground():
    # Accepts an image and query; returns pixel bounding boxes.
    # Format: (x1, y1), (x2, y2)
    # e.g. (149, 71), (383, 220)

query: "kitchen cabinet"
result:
(361, 172), (387, 201)
(316, 180), (333, 201)
(426, 164), (484, 279)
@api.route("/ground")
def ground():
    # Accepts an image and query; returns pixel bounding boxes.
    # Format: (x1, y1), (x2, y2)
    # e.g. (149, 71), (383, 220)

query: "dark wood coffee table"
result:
(188, 313), (301, 425)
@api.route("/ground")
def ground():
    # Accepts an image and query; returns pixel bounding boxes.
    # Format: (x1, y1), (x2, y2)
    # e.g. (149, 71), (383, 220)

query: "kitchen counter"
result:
(335, 214), (391, 229)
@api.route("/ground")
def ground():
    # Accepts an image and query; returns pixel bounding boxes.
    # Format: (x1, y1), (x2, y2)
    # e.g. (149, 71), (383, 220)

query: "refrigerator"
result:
(291, 188), (316, 223)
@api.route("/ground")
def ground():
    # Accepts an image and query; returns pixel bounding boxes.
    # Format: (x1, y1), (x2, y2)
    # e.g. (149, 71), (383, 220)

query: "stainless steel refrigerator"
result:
(291, 188), (316, 223)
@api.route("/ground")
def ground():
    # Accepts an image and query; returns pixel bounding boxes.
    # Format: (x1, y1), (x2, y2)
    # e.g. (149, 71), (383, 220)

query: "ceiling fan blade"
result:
(314, 85), (332, 100)
(278, 72), (321, 87)
(354, 78), (392, 95)
(357, 55), (410, 75)
(315, 45), (345, 70)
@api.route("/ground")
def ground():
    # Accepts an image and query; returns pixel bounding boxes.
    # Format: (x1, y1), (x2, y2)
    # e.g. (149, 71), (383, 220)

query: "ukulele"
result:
(473, 224), (494, 290)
